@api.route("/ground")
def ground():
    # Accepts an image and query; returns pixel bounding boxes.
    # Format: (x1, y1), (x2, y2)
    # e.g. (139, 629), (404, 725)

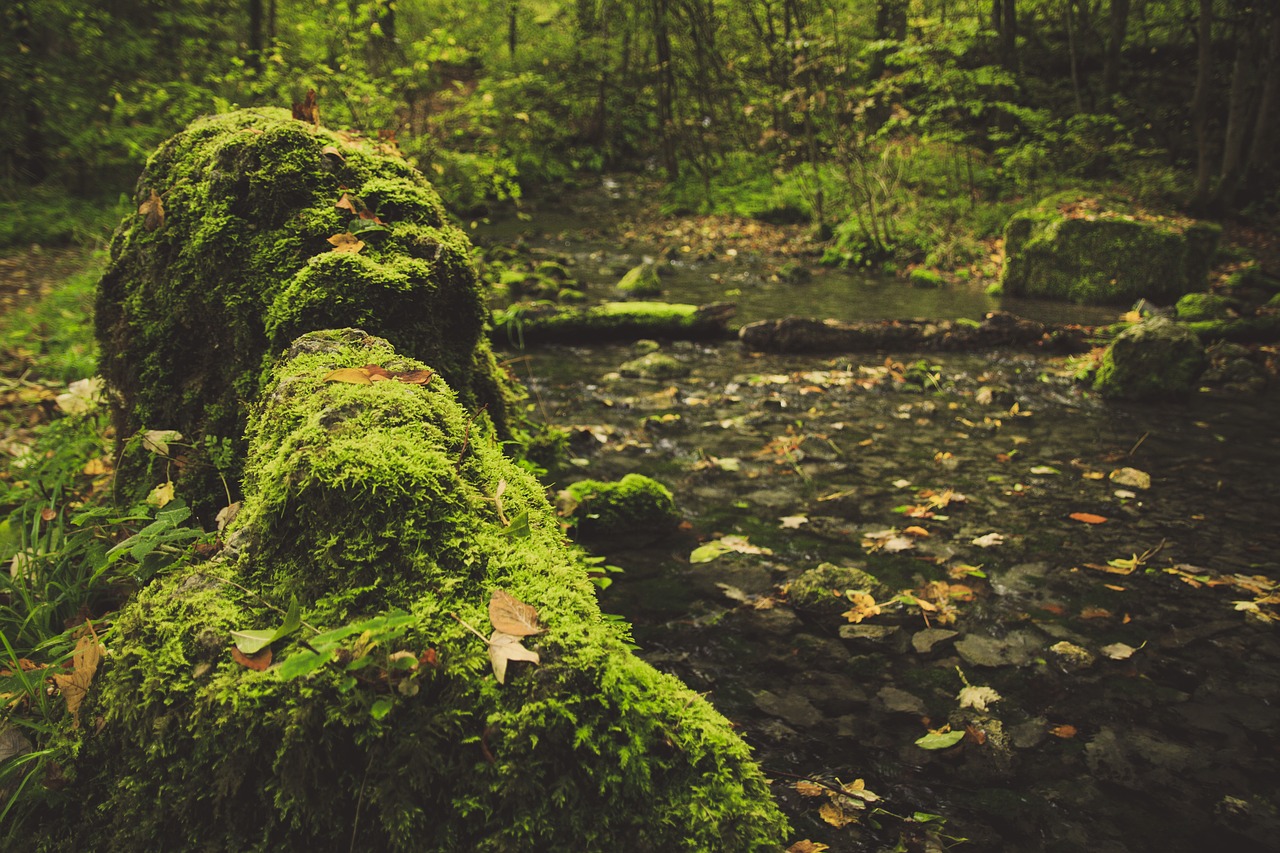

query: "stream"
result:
(477, 183), (1280, 852)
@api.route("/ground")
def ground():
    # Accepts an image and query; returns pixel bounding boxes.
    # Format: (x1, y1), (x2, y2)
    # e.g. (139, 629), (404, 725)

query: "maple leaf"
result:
(52, 635), (103, 728)
(841, 591), (881, 624)
(487, 631), (539, 684)
(957, 684), (1002, 712)
(488, 589), (542, 637)
(138, 189), (165, 231)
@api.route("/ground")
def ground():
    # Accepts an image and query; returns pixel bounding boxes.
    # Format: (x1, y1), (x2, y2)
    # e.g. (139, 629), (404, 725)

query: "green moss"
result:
(617, 352), (689, 380)
(1000, 193), (1220, 305)
(1093, 316), (1205, 399)
(788, 563), (885, 614)
(616, 262), (663, 296)
(492, 301), (734, 345)
(96, 108), (512, 518)
(40, 331), (787, 851)
(1173, 292), (1236, 322)
(908, 268), (944, 288)
(564, 474), (681, 545)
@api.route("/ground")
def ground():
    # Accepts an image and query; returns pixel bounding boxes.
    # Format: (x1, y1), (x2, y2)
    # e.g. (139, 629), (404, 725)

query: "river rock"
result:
(912, 627), (960, 654)
(616, 262), (663, 295)
(955, 630), (1044, 667)
(1000, 191), (1219, 304)
(753, 689), (823, 728)
(1093, 316), (1205, 400)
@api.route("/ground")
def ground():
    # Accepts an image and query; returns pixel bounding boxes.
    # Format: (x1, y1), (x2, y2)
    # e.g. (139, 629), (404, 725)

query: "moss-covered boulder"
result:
(1093, 316), (1205, 399)
(96, 108), (512, 517)
(41, 330), (787, 850)
(561, 474), (682, 548)
(616, 262), (663, 296)
(1000, 193), (1220, 304)
(618, 351), (690, 380)
(788, 562), (885, 615)
(1174, 292), (1237, 322)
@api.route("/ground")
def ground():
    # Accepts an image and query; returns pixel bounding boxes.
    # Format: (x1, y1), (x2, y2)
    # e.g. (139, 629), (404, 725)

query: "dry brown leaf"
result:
(794, 780), (827, 797)
(321, 144), (345, 161)
(818, 799), (861, 828)
(903, 525), (930, 537)
(786, 842), (830, 853)
(291, 88), (319, 126)
(323, 367), (373, 384)
(1049, 724), (1078, 738)
(335, 193), (359, 214)
(232, 645), (272, 671)
(488, 631), (539, 684)
(392, 369), (434, 386)
(138, 189), (164, 231)
(1069, 512), (1108, 524)
(489, 589), (542, 637)
(52, 635), (103, 727)
(327, 232), (364, 254)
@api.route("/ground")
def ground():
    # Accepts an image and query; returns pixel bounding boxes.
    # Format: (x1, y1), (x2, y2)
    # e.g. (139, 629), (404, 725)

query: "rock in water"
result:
(96, 108), (512, 517)
(1093, 316), (1205, 400)
(41, 330), (789, 851)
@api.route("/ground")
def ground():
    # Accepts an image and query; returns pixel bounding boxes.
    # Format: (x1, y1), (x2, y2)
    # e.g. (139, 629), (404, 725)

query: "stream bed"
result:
(481, 185), (1280, 852)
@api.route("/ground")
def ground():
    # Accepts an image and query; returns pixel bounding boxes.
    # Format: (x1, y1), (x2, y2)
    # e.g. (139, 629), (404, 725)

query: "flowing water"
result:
(480, 186), (1280, 852)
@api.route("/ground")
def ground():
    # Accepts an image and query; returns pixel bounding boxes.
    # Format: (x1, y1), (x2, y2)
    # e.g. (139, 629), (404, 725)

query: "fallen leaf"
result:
(841, 591), (881, 624)
(903, 525), (930, 537)
(138, 189), (164, 231)
(40, 507), (56, 522)
(1100, 642), (1137, 660)
(786, 841), (830, 853)
(392, 369), (433, 385)
(321, 144), (345, 160)
(82, 458), (110, 476)
(915, 728), (966, 750)
(147, 481), (175, 508)
(1109, 467), (1151, 489)
(216, 501), (242, 532)
(794, 780), (827, 797)
(327, 232), (365, 254)
(1069, 512), (1108, 524)
(958, 684), (1001, 712)
(779, 515), (808, 529)
(141, 429), (183, 456)
(488, 590), (541, 637)
(818, 799), (861, 828)
(232, 646), (273, 671)
(1029, 465), (1060, 475)
(689, 535), (773, 563)
(52, 635), (103, 727)
(488, 631), (539, 684)
(1080, 607), (1112, 619)
(323, 367), (373, 385)
(1049, 724), (1077, 738)
(971, 532), (1004, 548)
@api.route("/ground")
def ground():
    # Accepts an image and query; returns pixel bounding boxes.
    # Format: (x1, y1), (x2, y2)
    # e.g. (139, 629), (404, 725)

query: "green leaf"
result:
(277, 649), (334, 679)
(689, 541), (733, 564)
(231, 596), (303, 654)
(370, 697), (394, 720)
(500, 510), (531, 538)
(915, 729), (966, 750)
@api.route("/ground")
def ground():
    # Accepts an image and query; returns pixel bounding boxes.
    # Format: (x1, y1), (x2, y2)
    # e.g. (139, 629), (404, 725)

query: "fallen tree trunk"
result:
(738, 311), (1095, 354)
(40, 330), (788, 851)
(492, 300), (736, 346)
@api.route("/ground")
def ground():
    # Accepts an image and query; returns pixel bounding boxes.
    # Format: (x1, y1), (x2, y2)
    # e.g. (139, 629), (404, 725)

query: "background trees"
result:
(1, 1), (1275, 249)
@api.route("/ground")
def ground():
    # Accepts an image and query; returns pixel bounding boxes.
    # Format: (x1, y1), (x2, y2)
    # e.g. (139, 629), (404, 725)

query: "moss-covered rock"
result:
(1000, 192), (1220, 305)
(617, 351), (690, 380)
(96, 108), (512, 517)
(788, 562), (885, 615)
(908, 268), (944, 288)
(616, 262), (663, 296)
(42, 330), (786, 851)
(1093, 316), (1205, 399)
(1174, 292), (1237, 322)
(562, 474), (682, 547)
(492, 300), (736, 345)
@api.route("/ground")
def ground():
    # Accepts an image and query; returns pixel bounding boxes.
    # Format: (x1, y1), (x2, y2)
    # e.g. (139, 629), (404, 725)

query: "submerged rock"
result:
(96, 108), (511, 516)
(1093, 316), (1205, 400)
(1000, 192), (1219, 305)
(43, 330), (788, 850)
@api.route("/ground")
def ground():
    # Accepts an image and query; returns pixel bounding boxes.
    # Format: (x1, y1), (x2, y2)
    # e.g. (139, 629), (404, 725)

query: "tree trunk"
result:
(1064, 0), (1084, 113)
(1212, 5), (1265, 211)
(247, 0), (263, 72)
(1001, 0), (1018, 71)
(1190, 0), (1214, 210)
(508, 1), (518, 57)
(1242, 11), (1280, 193)
(871, 0), (908, 78)
(1103, 0), (1130, 101)
(652, 0), (679, 180)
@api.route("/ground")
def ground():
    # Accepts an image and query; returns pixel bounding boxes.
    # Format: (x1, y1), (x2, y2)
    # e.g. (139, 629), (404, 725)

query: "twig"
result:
(449, 611), (490, 644)
(455, 404), (488, 472)
(349, 753), (374, 853)
(195, 572), (321, 634)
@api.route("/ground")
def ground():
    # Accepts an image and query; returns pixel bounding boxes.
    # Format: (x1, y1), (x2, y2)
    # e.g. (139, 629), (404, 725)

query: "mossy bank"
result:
(35, 330), (788, 851)
(96, 108), (513, 517)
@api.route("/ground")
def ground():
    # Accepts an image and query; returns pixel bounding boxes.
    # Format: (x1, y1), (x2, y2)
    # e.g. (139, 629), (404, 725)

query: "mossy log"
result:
(96, 108), (513, 517)
(41, 330), (788, 851)
(492, 300), (736, 346)
(738, 311), (1093, 354)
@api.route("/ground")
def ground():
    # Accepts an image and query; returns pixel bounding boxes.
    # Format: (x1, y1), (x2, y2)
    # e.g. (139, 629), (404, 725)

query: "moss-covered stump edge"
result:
(43, 329), (788, 851)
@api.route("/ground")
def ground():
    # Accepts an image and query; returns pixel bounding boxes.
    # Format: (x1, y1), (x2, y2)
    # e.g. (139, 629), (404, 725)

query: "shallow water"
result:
(484, 186), (1280, 851)
(511, 340), (1280, 852)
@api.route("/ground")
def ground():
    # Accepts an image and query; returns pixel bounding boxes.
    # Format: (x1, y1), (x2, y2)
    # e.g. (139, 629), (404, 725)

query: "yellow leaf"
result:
(818, 799), (861, 828)
(323, 367), (373, 385)
(147, 481), (175, 508)
(52, 635), (103, 727)
(327, 232), (365, 253)
(488, 631), (539, 684)
(488, 589), (542, 637)
(794, 780), (827, 797)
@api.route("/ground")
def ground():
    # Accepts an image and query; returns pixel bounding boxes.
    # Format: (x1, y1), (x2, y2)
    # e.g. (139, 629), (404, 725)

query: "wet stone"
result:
(876, 686), (927, 716)
(732, 605), (801, 639)
(1049, 640), (1096, 671)
(839, 624), (907, 652)
(955, 629), (1044, 667)
(912, 627), (960, 654)
(1011, 718), (1049, 749)
(752, 689), (823, 728)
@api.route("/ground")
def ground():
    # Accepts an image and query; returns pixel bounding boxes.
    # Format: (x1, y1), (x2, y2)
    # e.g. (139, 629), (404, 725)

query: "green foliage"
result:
(0, 192), (128, 250)
(0, 253), (102, 384)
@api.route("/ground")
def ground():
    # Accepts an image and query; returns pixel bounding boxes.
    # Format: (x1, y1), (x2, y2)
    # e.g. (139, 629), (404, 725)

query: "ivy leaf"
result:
(488, 630), (539, 684)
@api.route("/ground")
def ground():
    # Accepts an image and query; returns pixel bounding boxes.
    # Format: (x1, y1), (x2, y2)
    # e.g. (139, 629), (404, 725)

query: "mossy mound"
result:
(616, 262), (663, 296)
(562, 474), (682, 547)
(618, 351), (690, 380)
(788, 562), (885, 615)
(1174, 292), (1237, 322)
(42, 330), (787, 851)
(96, 108), (512, 517)
(1093, 316), (1205, 399)
(1000, 192), (1220, 305)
